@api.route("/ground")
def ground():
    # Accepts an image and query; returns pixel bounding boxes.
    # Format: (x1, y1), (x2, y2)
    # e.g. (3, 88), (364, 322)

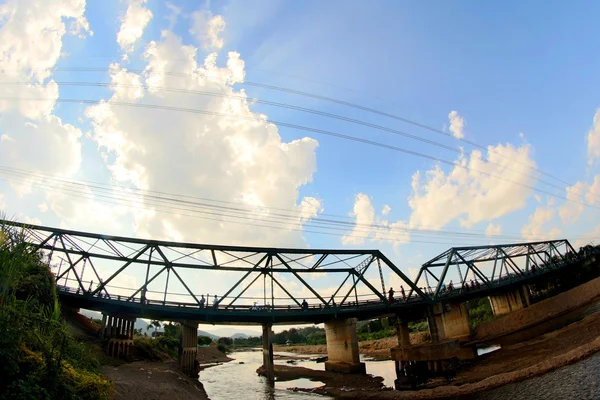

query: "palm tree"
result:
(151, 320), (162, 337)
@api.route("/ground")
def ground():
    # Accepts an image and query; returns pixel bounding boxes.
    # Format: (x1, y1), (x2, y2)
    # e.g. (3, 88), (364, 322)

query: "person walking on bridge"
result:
(199, 295), (205, 309)
(400, 285), (406, 301)
(213, 295), (218, 309)
(388, 287), (395, 304)
(302, 299), (308, 311)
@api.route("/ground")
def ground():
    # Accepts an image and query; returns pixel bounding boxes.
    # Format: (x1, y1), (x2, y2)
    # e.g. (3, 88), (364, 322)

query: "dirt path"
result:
(102, 361), (209, 400)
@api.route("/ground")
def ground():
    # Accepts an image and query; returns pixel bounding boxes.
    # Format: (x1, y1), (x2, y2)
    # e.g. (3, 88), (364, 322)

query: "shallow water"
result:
(199, 350), (401, 399)
(199, 350), (330, 400)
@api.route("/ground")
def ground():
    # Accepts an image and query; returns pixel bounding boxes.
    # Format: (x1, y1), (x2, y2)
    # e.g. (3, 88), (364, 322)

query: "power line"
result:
(0, 165), (594, 244)
(33, 67), (583, 194)
(2, 80), (589, 201)
(3, 95), (596, 212)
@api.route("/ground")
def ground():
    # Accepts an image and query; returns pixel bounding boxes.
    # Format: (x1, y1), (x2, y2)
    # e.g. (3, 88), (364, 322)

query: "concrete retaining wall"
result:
(474, 275), (600, 342)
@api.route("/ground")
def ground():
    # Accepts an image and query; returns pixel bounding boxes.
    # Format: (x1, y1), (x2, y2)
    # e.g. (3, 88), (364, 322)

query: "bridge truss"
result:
(1, 219), (592, 322)
(414, 240), (580, 300)
(0, 219), (427, 311)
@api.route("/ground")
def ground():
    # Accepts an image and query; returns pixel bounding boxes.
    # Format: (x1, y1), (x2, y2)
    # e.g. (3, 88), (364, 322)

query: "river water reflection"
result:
(199, 350), (399, 399)
(201, 349), (600, 399)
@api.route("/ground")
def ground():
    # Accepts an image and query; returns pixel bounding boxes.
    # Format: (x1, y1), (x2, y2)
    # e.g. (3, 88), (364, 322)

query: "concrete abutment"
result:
(100, 313), (135, 359)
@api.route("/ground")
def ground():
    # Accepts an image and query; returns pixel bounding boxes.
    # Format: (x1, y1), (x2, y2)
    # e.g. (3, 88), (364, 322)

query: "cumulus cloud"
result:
(117, 0), (153, 53)
(342, 193), (409, 246)
(448, 110), (465, 139)
(190, 9), (226, 51)
(587, 108), (600, 165)
(521, 205), (561, 240)
(85, 31), (321, 246)
(0, 0), (87, 195)
(409, 143), (536, 230)
(382, 204), (391, 216)
(558, 175), (600, 225)
(485, 223), (501, 237)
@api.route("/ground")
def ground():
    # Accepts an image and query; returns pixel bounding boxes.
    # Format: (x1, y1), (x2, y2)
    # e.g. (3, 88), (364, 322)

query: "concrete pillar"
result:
(178, 321), (198, 377)
(396, 320), (411, 347)
(440, 303), (472, 340)
(324, 318), (366, 374)
(262, 324), (274, 383)
(427, 305), (446, 342)
(100, 314), (107, 340)
(488, 287), (529, 316)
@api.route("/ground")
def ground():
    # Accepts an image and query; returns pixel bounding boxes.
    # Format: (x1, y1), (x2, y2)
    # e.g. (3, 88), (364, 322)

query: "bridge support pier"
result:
(324, 318), (366, 374)
(427, 303), (472, 342)
(179, 321), (199, 378)
(488, 287), (530, 316)
(101, 313), (135, 359)
(262, 324), (274, 382)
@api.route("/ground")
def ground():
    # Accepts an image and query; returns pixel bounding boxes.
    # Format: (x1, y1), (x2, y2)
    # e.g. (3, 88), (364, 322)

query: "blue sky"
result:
(1, 0), (600, 332)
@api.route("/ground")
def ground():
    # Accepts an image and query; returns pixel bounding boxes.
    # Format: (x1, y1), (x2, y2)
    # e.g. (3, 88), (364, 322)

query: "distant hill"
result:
(231, 333), (248, 339)
(197, 330), (219, 340)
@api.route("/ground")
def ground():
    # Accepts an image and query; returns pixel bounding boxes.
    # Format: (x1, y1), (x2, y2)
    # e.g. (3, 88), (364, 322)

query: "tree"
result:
(150, 320), (162, 336)
(197, 335), (212, 346)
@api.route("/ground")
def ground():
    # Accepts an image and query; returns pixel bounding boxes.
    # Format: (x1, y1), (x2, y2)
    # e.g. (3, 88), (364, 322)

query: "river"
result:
(200, 348), (600, 399)
(199, 350), (396, 400)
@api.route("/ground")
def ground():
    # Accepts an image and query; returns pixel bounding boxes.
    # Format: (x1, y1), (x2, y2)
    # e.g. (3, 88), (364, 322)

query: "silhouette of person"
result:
(400, 285), (406, 301)
(199, 295), (205, 309)
(301, 299), (308, 311)
(388, 287), (395, 304)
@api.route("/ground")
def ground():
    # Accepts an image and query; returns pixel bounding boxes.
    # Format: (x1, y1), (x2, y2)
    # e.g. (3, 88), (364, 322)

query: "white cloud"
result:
(190, 10), (226, 51)
(165, 2), (181, 31)
(485, 223), (501, 237)
(558, 182), (585, 224)
(117, 0), (153, 53)
(448, 110), (465, 139)
(409, 143), (536, 230)
(342, 193), (409, 246)
(558, 175), (600, 225)
(586, 108), (600, 165)
(0, 0), (87, 195)
(85, 30), (320, 247)
(381, 204), (391, 216)
(521, 205), (561, 240)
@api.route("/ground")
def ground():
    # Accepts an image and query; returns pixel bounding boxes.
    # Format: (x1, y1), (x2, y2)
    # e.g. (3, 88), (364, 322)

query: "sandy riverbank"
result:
(277, 310), (600, 398)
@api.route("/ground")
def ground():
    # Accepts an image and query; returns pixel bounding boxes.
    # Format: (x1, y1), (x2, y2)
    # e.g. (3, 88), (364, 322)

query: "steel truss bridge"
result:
(1, 219), (595, 324)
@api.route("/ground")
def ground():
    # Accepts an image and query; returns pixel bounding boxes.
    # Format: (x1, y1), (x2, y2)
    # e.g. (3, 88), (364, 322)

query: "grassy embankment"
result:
(0, 223), (112, 399)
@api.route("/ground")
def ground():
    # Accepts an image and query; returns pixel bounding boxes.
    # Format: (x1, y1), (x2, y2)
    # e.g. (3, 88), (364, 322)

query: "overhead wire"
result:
(2, 80), (589, 201)
(2, 95), (595, 212)
(27, 66), (586, 194)
(1, 165), (598, 244)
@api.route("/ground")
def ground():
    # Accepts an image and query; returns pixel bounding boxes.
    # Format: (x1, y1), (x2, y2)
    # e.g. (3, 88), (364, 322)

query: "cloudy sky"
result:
(2, 0), (600, 333)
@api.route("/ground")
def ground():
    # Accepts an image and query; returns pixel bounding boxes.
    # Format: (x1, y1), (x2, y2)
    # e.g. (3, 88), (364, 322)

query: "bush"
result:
(0, 223), (113, 399)
(198, 335), (213, 346)
(216, 343), (229, 354)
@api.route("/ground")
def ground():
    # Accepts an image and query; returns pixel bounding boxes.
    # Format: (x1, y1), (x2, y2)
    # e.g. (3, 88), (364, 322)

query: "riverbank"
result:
(275, 331), (430, 360)
(282, 309), (600, 399)
(102, 361), (208, 400)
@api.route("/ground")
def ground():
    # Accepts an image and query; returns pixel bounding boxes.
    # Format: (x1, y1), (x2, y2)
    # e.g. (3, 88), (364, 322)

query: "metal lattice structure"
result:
(413, 240), (581, 300)
(0, 219), (426, 311)
(1, 219), (593, 323)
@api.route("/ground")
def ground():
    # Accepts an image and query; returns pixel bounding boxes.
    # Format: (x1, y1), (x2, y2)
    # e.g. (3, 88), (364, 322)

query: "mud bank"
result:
(102, 361), (209, 400)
